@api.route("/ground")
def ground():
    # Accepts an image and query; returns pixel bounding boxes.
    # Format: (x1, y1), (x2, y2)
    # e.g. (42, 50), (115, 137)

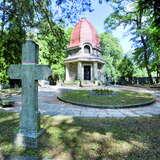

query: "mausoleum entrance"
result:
(84, 65), (91, 80)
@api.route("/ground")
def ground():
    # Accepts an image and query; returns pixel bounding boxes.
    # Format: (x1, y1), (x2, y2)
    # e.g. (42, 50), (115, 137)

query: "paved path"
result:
(1, 85), (160, 118)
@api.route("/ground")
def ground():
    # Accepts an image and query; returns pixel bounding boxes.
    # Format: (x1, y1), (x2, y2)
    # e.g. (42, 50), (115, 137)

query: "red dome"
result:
(69, 18), (100, 48)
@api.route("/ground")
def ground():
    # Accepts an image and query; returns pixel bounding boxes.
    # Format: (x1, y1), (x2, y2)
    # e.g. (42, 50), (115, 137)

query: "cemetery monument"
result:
(8, 40), (51, 148)
(65, 18), (105, 84)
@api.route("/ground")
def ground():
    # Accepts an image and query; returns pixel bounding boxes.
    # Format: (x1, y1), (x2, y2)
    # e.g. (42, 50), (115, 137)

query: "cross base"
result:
(14, 129), (45, 148)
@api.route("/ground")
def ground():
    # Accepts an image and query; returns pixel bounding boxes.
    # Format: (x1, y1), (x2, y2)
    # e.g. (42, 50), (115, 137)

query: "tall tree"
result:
(0, 0), (26, 83)
(137, 0), (160, 50)
(100, 32), (123, 81)
(137, 0), (160, 81)
(0, 0), (95, 83)
(104, 0), (157, 84)
(36, 26), (72, 81)
(118, 56), (134, 78)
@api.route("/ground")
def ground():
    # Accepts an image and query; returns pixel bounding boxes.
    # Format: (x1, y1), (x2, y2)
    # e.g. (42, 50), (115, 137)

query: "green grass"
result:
(0, 110), (160, 159)
(0, 88), (21, 97)
(0, 88), (21, 107)
(59, 90), (155, 108)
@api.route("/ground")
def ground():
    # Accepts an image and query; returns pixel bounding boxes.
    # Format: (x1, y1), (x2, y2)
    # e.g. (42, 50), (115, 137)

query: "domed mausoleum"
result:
(65, 18), (105, 84)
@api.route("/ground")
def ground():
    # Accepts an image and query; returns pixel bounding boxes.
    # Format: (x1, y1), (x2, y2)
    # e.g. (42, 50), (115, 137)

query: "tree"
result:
(0, 0), (26, 83)
(137, 0), (160, 51)
(137, 0), (160, 81)
(100, 32), (123, 81)
(118, 56), (134, 78)
(104, 0), (157, 84)
(0, 0), (95, 83)
(36, 27), (72, 81)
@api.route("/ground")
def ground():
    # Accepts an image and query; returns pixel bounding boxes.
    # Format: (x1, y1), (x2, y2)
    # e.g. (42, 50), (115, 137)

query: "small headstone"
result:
(8, 40), (51, 148)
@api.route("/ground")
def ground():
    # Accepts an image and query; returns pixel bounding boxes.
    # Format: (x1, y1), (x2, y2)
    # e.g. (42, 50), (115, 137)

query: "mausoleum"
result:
(65, 18), (105, 84)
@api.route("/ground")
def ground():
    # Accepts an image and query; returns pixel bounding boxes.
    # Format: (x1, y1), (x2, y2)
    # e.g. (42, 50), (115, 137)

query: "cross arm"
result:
(35, 65), (52, 80)
(8, 64), (22, 79)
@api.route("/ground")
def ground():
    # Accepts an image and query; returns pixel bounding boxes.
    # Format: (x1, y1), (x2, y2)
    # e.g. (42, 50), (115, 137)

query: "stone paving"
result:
(1, 85), (160, 118)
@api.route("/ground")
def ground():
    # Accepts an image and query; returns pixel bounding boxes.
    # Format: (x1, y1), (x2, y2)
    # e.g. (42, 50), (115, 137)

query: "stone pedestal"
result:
(15, 123), (44, 148)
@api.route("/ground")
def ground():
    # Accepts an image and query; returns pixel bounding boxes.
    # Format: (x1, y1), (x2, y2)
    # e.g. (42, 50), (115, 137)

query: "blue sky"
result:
(81, 1), (132, 54)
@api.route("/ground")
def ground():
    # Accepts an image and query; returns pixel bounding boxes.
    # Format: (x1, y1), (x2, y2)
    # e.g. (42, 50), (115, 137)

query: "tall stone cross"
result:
(8, 40), (51, 148)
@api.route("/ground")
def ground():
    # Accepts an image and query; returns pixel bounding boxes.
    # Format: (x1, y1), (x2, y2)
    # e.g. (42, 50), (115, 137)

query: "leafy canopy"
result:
(100, 32), (123, 80)
(0, 0), (96, 83)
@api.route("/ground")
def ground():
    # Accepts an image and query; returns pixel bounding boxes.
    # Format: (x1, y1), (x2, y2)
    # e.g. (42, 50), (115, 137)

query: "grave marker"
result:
(8, 40), (51, 148)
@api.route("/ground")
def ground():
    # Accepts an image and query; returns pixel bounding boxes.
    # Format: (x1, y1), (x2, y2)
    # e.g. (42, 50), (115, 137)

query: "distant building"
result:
(65, 18), (105, 84)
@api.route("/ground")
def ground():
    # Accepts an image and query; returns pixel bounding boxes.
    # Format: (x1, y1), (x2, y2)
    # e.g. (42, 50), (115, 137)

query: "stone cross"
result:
(8, 40), (51, 148)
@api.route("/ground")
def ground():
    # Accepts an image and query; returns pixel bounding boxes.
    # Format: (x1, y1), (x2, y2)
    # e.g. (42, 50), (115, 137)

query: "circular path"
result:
(1, 85), (160, 118)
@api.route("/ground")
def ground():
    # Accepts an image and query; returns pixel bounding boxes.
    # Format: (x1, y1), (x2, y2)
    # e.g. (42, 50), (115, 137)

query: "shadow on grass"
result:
(0, 110), (19, 159)
(0, 111), (160, 160)
(39, 115), (160, 160)
(0, 110), (42, 159)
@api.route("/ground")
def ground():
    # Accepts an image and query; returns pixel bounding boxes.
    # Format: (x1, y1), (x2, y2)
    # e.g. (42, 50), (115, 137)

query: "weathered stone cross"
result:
(8, 40), (51, 148)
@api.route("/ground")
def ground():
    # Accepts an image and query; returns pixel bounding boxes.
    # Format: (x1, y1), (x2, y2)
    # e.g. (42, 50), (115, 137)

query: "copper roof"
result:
(69, 18), (100, 49)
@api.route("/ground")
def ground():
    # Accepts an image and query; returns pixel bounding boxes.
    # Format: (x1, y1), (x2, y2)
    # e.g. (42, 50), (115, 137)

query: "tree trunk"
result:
(156, 64), (160, 83)
(140, 36), (153, 84)
(136, 10), (153, 84)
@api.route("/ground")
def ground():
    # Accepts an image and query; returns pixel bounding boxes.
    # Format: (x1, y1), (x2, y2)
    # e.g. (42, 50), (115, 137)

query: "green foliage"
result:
(0, 0), (32, 84)
(133, 67), (148, 77)
(137, 0), (160, 52)
(0, 17), (25, 84)
(100, 32), (123, 80)
(118, 56), (134, 78)
(0, 0), (92, 84)
(0, 0), (71, 83)
(0, 56), (8, 84)
(36, 27), (71, 81)
(104, 0), (160, 83)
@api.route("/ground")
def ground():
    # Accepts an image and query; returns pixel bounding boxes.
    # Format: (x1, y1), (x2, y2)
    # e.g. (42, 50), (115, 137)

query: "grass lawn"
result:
(58, 90), (155, 108)
(0, 88), (21, 96)
(0, 88), (21, 107)
(0, 110), (160, 159)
